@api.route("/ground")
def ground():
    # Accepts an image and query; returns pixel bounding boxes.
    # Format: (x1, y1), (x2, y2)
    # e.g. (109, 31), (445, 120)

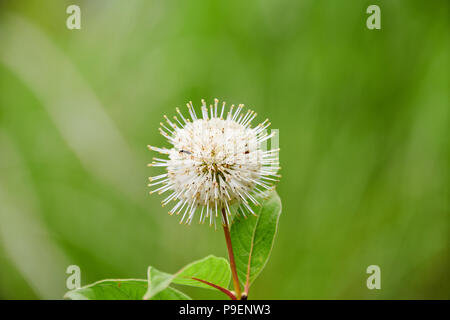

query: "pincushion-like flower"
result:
(148, 99), (280, 227)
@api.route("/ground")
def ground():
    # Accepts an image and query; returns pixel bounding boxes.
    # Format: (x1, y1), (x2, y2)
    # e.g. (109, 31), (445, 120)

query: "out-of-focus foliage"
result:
(0, 0), (448, 299)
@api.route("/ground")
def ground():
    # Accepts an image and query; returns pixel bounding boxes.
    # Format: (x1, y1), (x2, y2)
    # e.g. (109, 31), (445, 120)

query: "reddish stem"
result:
(221, 208), (242, 300)
(192, 277), (237, 300)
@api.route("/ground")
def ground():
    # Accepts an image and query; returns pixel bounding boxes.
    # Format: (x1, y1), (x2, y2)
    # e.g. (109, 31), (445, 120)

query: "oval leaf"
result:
(144, 255), (231, 300)
(151, 287), (191, 300)
(173, 255), (231, 290)
(230, 190), (282, 288)
(64, 279), (190, 300)
(143, 267), (173, 299)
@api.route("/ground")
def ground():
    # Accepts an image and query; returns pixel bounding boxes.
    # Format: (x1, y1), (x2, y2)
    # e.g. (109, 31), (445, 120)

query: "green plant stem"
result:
(221, 208), (242, 300)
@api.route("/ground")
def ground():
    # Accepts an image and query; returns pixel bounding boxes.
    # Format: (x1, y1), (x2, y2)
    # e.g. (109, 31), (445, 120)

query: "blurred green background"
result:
(0, 0), (448, 299)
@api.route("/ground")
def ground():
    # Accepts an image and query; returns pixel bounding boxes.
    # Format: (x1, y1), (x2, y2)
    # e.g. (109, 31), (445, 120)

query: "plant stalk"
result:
(221, 208), (242, 300)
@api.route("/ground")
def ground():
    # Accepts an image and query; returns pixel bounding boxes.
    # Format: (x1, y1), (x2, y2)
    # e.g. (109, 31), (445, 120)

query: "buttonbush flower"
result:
(148, 99), (280, 227)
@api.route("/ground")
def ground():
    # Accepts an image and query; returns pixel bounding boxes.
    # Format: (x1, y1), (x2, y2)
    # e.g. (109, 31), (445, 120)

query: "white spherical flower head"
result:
(148, 99), (280, 227)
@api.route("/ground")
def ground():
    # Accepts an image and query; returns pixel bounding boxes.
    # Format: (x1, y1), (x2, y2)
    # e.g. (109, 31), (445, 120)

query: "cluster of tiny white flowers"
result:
(148, 99), (280, 227)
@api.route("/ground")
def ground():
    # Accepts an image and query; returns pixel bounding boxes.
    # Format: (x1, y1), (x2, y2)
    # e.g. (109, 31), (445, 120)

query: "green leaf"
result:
(64, 255), (230, 300)
(230, 190), (282, 288)
(64, 279), (190, 300)
(151, 286), (191, 300)
(143, 255), (231, 300)
(143, 267), (173, 299)
(173, 255), (231, 290)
